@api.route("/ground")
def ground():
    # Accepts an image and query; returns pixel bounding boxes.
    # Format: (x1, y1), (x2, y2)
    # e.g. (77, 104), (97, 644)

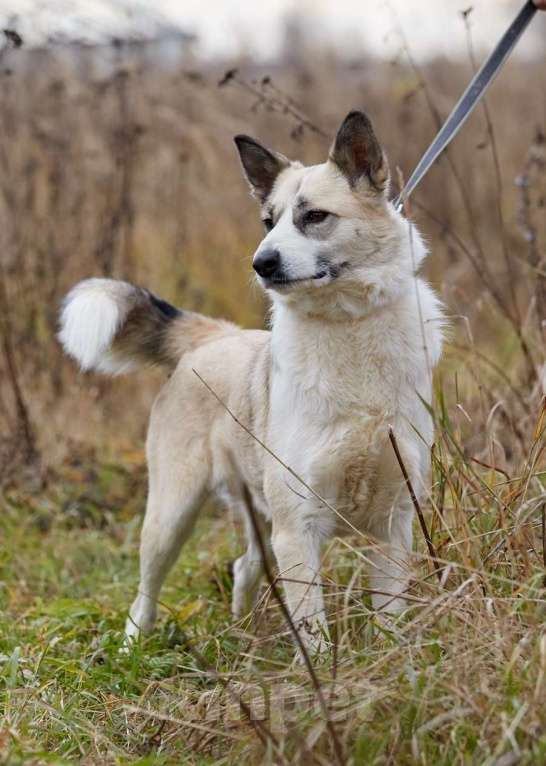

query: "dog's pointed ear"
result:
(234, 135), (289, 202)
(329, 111), (388, 193)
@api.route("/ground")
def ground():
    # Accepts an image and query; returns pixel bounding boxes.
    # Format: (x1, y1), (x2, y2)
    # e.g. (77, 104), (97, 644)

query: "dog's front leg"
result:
(271, 516), (329, 654)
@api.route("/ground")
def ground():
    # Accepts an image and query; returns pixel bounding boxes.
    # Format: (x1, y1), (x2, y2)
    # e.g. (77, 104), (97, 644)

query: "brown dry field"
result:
(0, 39), (544, 464)
(1, 29), (545, 766)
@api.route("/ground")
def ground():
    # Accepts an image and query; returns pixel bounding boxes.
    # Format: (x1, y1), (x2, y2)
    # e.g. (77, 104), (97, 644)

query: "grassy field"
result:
(1, 17), (545, 766)
(2, 409), (546, 764)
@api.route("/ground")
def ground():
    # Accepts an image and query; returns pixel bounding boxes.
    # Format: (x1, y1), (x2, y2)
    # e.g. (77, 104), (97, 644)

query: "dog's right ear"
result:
(234, 135), (289, 203)
(329, 111), (388, 193)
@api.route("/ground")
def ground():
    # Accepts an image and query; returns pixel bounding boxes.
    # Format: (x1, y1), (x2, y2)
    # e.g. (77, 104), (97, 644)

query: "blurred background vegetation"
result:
(0, 6), (544, 474)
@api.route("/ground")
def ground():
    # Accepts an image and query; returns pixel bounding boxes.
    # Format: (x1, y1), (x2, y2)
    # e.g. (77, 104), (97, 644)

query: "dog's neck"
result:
(269, 293), (400, 355)
(267, 217), (428, 413)
(272, 288), (384, 323)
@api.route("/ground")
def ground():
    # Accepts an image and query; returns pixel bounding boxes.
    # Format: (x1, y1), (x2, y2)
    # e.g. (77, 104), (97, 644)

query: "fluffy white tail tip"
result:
(58, 278), (132, 372)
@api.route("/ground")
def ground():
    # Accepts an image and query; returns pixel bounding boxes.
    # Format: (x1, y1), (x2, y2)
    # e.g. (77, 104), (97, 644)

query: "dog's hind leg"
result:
(125, 442), (209, 643)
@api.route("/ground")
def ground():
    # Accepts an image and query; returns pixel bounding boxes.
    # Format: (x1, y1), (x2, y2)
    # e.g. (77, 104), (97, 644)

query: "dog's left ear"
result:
(234, 135), (289, 203)
(329, 111), (389, 193)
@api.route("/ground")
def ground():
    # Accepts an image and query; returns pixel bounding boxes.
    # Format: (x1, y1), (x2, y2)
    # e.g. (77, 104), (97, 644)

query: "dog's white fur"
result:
(59, 279), (139, 375)
(60, 112), (444, 653)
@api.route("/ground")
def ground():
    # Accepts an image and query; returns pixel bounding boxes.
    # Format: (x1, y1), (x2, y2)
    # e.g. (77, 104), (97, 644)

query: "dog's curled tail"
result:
(59, 278), (233, 375)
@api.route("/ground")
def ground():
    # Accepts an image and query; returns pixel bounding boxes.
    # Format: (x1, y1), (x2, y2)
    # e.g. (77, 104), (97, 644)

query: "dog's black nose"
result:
(253, 249), (281, 279)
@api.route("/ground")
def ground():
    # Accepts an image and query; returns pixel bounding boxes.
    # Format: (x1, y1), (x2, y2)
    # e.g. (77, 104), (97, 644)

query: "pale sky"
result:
(1, 0), (545, 60)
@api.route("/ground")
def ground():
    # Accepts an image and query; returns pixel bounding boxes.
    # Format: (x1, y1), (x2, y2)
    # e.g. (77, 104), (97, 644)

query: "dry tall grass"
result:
(0, 23), (545, 765)
(0, 31), (544, 467)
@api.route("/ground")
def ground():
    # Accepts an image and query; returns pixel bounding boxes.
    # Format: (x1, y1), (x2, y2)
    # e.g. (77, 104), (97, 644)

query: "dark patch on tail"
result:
(148, 292), (181, 321)
(111, 289), (183, 369)
(111, 285), (235, 372)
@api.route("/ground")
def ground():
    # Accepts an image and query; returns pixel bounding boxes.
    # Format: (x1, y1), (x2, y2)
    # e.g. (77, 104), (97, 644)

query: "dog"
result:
(59, 111), (444, 652)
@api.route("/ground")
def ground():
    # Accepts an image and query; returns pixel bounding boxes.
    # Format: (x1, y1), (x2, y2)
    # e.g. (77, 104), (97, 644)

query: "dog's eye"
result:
(263, 217), (274, 232)
(303, 209), (329, 225)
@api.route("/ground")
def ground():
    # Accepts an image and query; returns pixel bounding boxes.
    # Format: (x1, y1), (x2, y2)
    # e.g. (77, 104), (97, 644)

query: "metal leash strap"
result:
(394, 0), (538, 212)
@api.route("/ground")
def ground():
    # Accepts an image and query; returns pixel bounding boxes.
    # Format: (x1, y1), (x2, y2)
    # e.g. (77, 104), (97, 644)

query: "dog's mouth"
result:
(265, 271), (328, 289)
(261, 263), (349, 291)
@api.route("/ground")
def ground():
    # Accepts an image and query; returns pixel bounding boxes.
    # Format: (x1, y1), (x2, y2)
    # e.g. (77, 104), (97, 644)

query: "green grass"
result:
(0, 461), (238, 764)
(1, 433), (546, 765)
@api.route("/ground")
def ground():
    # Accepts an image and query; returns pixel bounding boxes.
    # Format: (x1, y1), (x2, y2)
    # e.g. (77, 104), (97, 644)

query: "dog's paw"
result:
(120, 616), (142, 654)
(292, 619), (332, 664)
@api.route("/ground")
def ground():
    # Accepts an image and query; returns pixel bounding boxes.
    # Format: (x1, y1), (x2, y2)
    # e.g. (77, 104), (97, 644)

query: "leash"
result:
(394, 0), (538, 211)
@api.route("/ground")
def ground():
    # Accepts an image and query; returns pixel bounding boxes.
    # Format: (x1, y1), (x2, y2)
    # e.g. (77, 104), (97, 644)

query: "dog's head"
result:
(235, 111), (424, 314)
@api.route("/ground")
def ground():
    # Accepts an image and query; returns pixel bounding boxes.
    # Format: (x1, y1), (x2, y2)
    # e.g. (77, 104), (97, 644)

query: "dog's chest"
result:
(269, 351), (393, 512)
(268, 386), (388, 529)
(265, 308), (419, 524)
(269, 309), (404, 429)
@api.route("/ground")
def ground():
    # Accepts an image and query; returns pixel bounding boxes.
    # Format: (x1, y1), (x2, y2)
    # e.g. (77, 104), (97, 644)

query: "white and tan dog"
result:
(59, 111), (444, 651)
